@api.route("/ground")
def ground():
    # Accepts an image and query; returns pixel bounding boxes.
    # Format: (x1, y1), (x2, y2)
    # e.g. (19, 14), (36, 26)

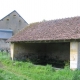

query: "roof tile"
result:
(8, 16), (80, 42)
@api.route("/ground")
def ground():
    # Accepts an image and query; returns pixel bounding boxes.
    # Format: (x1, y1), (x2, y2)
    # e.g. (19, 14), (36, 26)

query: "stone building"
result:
(8, 16), (80, 69)
(0, 10), (28, 50)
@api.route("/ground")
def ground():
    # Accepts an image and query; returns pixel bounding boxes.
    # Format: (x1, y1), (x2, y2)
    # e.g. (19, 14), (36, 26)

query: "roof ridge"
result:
(0, 10), (16, 21)
(49, 16), (80, 21)
(12, 10), (28, 24)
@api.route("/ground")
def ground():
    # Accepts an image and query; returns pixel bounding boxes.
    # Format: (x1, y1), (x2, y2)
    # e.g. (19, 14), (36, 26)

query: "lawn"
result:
(0, 52), (80, 80)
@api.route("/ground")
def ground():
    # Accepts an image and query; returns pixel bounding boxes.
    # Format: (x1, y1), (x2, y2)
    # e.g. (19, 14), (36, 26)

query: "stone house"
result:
(0, 29), (13, 51)
(8, 16), (80, 69)
(0, 10), (28, 50)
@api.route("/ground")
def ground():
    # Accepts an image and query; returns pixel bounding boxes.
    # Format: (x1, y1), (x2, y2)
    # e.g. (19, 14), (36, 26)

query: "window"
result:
(6, 19), (9, 21)
(13, 14), (16, 16)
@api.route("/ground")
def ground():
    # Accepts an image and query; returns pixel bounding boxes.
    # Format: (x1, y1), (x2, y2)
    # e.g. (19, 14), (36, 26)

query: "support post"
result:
(10, 43), (14, 60)
(70, 42), (78, 70)
(77, 42), (80, 69)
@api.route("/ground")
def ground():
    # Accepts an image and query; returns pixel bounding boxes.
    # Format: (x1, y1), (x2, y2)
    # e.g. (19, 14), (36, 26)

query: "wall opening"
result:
(28, 42), (70, 68)
(14, 42), (70, 68)
(6, 19), (9, 21)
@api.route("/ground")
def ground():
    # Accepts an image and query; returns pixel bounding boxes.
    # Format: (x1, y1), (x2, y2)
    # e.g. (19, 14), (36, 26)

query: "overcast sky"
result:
(0, 0), (80, 23)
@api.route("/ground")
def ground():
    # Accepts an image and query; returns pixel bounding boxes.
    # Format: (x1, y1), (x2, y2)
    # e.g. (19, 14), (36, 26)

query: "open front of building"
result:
(11, 42), (70, 68)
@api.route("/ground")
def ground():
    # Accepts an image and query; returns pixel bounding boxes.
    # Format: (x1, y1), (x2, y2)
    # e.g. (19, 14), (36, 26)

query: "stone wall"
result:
(0, 11), (28, 50)
(11, 43), (38, 61)
(0, 39), (10, 50)
(0, 11), (28, 35)
(47, 43), (70, 61)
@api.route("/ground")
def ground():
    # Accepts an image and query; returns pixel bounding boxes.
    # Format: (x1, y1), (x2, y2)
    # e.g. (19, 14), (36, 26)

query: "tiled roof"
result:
(8, 16), (80, 42)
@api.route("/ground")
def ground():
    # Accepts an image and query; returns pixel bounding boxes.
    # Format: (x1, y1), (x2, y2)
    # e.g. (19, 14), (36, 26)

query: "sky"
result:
(0, 0), (80, 24)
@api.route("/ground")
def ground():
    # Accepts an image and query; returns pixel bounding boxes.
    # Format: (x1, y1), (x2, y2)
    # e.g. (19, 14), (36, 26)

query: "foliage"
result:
(0, 52), (80, 80)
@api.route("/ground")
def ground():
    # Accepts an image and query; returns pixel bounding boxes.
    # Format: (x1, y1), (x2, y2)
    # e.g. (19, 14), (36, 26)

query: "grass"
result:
(0, 69), (27, 80)
(0, 52), (80, 80)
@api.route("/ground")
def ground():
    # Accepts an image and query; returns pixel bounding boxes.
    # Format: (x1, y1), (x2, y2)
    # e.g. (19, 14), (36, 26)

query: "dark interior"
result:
(26, 42), (70, 68)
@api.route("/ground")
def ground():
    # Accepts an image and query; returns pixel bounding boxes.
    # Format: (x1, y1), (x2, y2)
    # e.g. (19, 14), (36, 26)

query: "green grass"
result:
(0, 52), (80, 80)
(0, 69), (27, 80)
